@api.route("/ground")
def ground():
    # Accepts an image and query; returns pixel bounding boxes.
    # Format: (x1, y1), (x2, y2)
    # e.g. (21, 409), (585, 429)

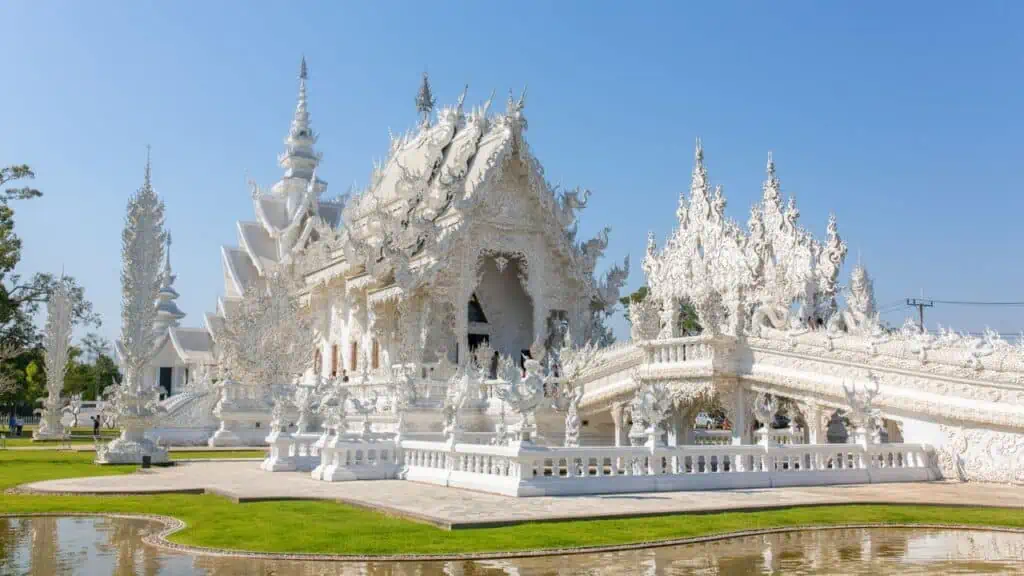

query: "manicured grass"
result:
(2, 436), (115, 448)
(0, 450), (136, 486)
(2, 450), (1022, 556)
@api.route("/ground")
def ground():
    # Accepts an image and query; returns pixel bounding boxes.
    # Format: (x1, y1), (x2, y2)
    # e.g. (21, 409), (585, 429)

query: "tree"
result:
(80, 332), (110, 363)
(0, 164), (100, 416)
(0, 165), (99, 349)
(620, 286), (702, 336)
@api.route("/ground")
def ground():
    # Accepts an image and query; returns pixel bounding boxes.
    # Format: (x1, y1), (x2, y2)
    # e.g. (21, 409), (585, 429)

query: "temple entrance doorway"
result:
(470, 253), (534, 361)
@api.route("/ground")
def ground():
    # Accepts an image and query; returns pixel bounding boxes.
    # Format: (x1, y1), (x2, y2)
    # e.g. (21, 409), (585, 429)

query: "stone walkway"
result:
(19, 461), (1024, 529)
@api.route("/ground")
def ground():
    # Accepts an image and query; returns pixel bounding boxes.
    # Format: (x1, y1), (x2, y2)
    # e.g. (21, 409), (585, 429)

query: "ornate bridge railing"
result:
(265, 431), (938, 497)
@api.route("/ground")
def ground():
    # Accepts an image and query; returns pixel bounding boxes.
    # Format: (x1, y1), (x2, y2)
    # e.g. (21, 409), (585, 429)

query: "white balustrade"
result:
(643, 336), (713, 365)
(398, 441), (937, 497)
(312, 434), (399, 481)
(693, 430), (732, 445)
(261, 431), (321, 472)
(756, 426), (805, 446)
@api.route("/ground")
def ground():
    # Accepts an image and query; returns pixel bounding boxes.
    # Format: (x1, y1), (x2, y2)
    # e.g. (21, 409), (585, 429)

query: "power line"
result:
(926, 299), (1024, 307)
(906, 298), (933, 333)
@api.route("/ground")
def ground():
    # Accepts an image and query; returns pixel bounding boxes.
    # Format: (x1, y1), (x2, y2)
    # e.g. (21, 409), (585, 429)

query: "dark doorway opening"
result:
(158, 367), (173, 398)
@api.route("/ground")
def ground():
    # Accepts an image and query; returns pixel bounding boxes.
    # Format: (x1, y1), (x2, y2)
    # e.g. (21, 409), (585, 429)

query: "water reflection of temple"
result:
(3, 517), (1024, 575)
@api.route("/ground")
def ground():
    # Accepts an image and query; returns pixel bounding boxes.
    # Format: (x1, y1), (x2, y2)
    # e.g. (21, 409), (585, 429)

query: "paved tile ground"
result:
(19, 461), (1024, 528)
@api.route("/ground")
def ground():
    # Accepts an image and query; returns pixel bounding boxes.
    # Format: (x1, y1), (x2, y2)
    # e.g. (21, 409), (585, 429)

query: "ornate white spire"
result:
(154, 232), (185, 333)
(690, 138), (711, 214)
(763, 151), (782, 207)
(276, 56), (322, 188)
(34, 280), (73, 439)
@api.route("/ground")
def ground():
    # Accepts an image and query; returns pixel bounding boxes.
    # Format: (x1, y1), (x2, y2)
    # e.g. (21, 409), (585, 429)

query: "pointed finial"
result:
(695, 137), (704, 162)
(767, 151), (774, 173)
(299, 56), (308, 80)
(456, 84), (469, 110)
(164, 232), (173, 274)
(144, 144), (152, 183)
(415, 71), (435, 124)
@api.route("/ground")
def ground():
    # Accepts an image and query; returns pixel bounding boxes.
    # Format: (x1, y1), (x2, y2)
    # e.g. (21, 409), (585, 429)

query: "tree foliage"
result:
(0, 164), (101, 414)
(620, 286), (702, 336)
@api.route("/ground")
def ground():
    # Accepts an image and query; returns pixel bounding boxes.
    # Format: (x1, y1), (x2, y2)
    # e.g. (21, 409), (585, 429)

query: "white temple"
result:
(123, 58), (1023, 491)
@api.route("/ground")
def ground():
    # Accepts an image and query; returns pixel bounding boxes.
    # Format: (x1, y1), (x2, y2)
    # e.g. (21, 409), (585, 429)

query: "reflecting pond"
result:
(2, 516), (1024, 575)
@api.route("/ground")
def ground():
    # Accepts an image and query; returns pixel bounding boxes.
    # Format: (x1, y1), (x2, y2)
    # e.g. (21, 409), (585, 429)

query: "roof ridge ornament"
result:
(415, 71), (436, 127)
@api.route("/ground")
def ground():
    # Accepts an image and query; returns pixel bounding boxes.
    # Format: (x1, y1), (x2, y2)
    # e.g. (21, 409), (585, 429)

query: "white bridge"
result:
(574, 328), (1024, 486)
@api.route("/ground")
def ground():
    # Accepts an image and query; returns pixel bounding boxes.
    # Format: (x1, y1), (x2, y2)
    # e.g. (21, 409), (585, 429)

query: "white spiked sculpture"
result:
(96, 151), (169, 465)
(34, 281), (74, 440)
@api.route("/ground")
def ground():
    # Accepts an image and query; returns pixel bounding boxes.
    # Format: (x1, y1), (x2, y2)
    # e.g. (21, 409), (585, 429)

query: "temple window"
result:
(468, 293), (488, 323)
(350, 341), (358, 371)
(330, 344), (339, 377)
(371, 340), (380, 370)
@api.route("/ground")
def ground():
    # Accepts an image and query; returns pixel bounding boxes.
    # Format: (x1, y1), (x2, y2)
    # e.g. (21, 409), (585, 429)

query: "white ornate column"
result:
(610, 402), (628, 447)
(726, 384), (751, 445)
(795, 400), (831, 445)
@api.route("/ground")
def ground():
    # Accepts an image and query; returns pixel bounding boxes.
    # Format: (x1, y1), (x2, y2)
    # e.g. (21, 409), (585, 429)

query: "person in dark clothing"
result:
(91, 415), (101, 437)
(489, 350), (499, 379)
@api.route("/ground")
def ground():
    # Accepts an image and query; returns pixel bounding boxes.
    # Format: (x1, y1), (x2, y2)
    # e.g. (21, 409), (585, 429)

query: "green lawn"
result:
(2, 450), (1022, 556)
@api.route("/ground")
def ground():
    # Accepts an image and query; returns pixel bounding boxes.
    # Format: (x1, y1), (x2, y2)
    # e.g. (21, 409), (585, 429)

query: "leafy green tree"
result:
(0, 164), (100, 416)
(620, 286), (702, 336)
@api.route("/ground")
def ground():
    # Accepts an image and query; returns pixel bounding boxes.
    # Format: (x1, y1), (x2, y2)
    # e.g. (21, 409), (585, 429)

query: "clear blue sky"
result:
(2, 1), (1023, 346)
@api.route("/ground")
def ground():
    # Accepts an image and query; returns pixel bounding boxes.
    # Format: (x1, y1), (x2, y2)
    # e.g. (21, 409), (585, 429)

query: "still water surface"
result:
(1, 516), (1023, 575)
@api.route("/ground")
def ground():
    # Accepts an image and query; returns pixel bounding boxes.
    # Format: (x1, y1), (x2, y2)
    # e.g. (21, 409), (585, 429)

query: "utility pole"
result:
(906, 298), (933, 333)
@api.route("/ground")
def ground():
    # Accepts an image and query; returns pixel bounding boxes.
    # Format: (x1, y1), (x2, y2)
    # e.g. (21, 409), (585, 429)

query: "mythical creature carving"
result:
(842, 372), (883, 444)
(495, 352), (546, 443)
(596, 255), (630, 311)
(442, 364), (478, 442)
(628, 380), (673, 445)
(550, 330), (603, 447)
(752, 392), (779, 432)
(937, 425), (1024, 484)
(348, 396), (376, 436)
(316, 377), (350, 435)
(554, 186), (591, 231)
(828, 263), (881, 336)
(291, 383), (318, 434)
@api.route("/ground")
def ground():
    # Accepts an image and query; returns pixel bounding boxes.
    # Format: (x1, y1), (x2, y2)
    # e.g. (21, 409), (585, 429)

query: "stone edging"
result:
(3, 512), (1024, 563)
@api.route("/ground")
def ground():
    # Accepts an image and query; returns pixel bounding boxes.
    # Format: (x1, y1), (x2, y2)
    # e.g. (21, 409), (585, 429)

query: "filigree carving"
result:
(35, 282), (73, 439)
(644, 142), (846, 337)
(628, 380), (673, 445)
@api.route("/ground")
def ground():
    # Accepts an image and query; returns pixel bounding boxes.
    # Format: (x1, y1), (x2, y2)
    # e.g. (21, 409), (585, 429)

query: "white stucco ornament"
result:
(644, 141), (847, 337)
(34, 281), (74, 440)
(97, 153), (170, 465)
